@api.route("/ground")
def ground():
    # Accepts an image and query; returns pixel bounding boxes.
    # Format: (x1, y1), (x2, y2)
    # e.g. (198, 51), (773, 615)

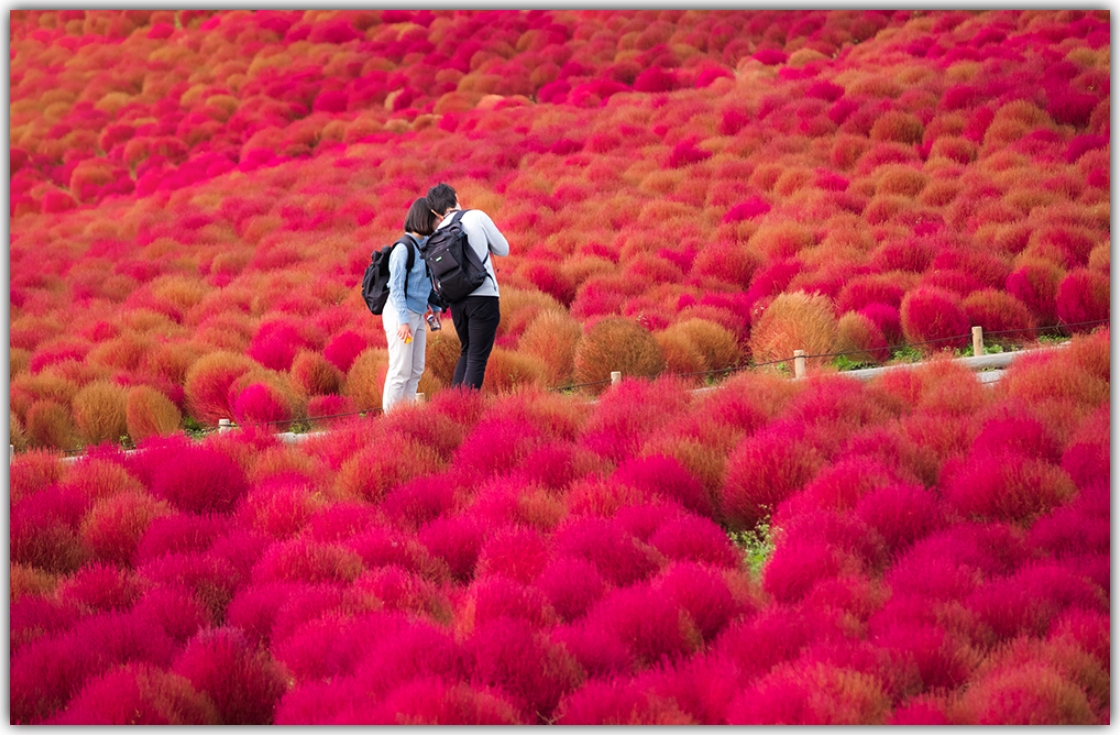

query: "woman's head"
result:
(426, 182), (458, 217)
(404, 197), (437, 236)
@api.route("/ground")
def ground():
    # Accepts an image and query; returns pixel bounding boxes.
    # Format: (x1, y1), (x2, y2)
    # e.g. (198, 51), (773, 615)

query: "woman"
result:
(382, 197), (441, 412)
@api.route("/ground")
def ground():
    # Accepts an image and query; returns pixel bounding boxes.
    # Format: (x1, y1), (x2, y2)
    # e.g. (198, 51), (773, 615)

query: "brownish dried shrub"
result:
(343, 348), (389, 411)
(11, 411), (29, 452)
(482, 348), (550, 394)
(423, 328), (462, 389)
(519, 309), (582, 387)
(749, 291), (838, 371)
(72, 380), (129, 445)
(573, 317), (666, 395)
(655, 329), (707, 381)
(126, 385), (183, 441)
(26, 400), (81, 450)
(833, 311), (890, 365)
(290, 350), (344, 396)
(664, 318), (742, 373)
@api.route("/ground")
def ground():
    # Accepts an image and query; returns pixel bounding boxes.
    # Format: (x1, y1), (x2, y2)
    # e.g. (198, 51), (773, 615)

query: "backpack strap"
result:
(393, 235), (417, 302)
(400, 234), (418, 272)
(446, 209), (493, 282)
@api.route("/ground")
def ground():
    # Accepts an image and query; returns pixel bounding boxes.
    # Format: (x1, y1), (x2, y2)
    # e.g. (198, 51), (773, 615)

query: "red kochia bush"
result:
(417, 513), (486, 583)
(713, 603), (844, 683)
(886, 523), (1030, 602)
(49, 663), (220, 725)
(1055, 268), (1109, 328)
(533, 556), (608, 624)
(466, 616), (584, 723)
(784, 456), (904, 515)
(720, 422), (824, 531)
(942, 449), (1077, 523)
(585, 583), (703, 668)
(854, 483), (943, 556)
(11, 595), (84, 654)
(655, 561), (743, 641)
(725, 659), (891, 725)
(451, 417), (545, 485)
(557, 677), (696, 725)
(1005, 260), (1062, 325)
(171, 627), (289, 725)
(466, 574), (558, 629)
(231, 382), (293, 426)
(11, 484), (90, 573)
(129, 585), (213, 644)
(55, 562), (143, 612)
(551, 516), (663, 587)
(970, 406), (1063, 464)
(474, 523), (552, 584)
(648, 514), (741, 569)
(966, 562), (1108, 642)
(322, 330), (368, 373)
(900, 286), (971, 352)
(610, 454), (715, 519)
(368, 677), (521, 725)
(135, 512), (231, 563)
(11, 611), (176, 724)
(1061, 404), (1109, 492)
(139, 439), (250, 514)
(954, 660), (1097, 725)
(962, 289), (1037, 342)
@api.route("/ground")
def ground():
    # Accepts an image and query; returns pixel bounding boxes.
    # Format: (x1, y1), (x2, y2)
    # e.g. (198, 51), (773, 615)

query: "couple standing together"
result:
(381, 182), (509, 412)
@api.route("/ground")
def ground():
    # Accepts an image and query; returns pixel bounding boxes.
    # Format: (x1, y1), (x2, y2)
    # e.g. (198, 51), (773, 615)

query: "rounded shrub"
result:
(833, 311), (890, 364)
(720, 423), (824, 531)
(171, 627), (289, 725)
(1055, 268), (1109, 329)
(572, 317), (666, 396)
(749, 291), (838, 370)
(184, 351), (257, 426)
(899, 287), (970, 353)
(125, 385), (182, 441)
(518, 309), (582, 387)
(71, 380), (129, 446)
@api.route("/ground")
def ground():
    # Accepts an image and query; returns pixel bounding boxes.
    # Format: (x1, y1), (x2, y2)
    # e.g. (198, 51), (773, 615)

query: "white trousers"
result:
(381, 308), (427, 413)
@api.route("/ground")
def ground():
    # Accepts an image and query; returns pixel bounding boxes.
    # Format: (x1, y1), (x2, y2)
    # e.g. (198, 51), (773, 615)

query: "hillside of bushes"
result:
(8, 9), (1111, 725)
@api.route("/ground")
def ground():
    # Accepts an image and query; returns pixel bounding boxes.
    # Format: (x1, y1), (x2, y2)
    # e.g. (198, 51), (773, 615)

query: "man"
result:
(426, 182), (509, 390)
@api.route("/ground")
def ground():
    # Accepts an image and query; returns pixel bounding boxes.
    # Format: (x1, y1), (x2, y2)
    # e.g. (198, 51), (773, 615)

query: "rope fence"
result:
(34, 316), (1110, 461)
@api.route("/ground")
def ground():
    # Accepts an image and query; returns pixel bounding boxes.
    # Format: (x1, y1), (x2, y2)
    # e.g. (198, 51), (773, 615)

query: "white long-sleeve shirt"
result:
(434, 208), (509, 298)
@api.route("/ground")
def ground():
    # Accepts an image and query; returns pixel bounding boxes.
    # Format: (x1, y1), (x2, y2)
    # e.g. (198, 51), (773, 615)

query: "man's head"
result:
(426, 182), (458, 217)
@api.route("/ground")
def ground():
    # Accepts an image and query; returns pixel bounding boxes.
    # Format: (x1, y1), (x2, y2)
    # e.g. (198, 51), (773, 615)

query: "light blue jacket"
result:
(387, 235), (438, 323)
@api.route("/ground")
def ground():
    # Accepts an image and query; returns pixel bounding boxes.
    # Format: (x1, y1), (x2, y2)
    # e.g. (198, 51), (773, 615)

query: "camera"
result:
(426, 312), (442, 331)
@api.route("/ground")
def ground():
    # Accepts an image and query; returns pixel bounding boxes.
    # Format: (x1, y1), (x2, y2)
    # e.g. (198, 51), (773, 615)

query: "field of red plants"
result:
(9, 9), (1111, 725)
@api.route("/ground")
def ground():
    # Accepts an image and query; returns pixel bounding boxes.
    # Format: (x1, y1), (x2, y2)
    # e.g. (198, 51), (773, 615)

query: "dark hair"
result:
(404, 197), (436, 236)
(426, 182), (457, 216)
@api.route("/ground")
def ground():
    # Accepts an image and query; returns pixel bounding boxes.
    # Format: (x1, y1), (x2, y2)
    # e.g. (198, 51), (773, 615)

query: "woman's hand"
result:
(397, 323), (413, 343)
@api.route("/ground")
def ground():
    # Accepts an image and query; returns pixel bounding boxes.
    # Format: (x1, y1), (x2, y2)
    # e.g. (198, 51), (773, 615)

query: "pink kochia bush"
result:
(7, 7), (1112, 725)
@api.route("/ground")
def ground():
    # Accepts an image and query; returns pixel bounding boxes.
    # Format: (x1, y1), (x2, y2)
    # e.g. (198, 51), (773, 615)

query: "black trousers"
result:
(450, 295), (501, 389)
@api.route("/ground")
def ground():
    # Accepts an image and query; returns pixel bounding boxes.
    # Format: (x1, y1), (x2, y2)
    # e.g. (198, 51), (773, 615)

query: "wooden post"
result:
(793, 350), (806, 379)
(972, 326), (984, 356)
(610, 371), (622, 386)
(9, 445), (13, 465)
(415, 393), (425, 403)
(219, 418), (231, 433)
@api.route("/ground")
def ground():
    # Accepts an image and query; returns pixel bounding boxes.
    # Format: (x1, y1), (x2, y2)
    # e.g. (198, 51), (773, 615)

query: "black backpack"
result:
(361, 235), (417, 315)
(424, 209), (490, 304)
